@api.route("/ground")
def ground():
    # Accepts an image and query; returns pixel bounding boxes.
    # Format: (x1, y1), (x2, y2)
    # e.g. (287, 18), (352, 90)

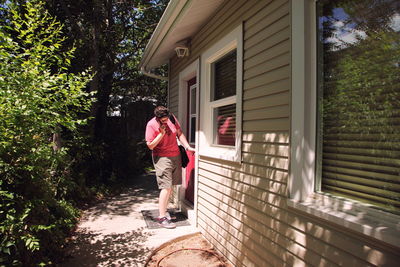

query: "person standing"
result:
(145, 106), (195, 228)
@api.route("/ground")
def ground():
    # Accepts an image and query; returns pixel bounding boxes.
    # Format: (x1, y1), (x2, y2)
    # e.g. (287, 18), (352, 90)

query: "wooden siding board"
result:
(243, 65), (290, 90)
(198, 179), (379, 267)
(197, 206), (285, 267)
(198, 163), (287, 196)
(197, 196), (293, 267)
(165, 0), (399, 265)
(242, 151), (288, 169)
(197, 170), (287, 208)
(191, 0), (273, 61)
(196, 219), (245, 266)
(243, 105), (290, 121)
(197, 217), (267, 267)
(245, 2), (290, 41)
(244, 26), (290, 60)
(198, 158), (289, 185)
(244, 52), (290, 80)
(244, 39), (290, 70)
(172, 0), (279, 74)
(245, 1), (289, 31)
(242, 141), (289, 157)
(190, 0), (244, 52)
(243, 118), (290, 132)
(197, 186), (337, 267)
(243, 91), (290, 110)
(242, 132), (289, 144)
(198, 157), (397, 265)
(243, 78), (290, 100)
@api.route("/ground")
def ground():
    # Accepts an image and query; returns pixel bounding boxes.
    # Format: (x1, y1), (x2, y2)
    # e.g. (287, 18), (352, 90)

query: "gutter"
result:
(139, 0), (190, 80)
(140, 66), (168, 81)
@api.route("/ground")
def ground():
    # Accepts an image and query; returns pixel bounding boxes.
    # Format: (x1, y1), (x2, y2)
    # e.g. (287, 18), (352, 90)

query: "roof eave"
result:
(139, 0), (189, 72)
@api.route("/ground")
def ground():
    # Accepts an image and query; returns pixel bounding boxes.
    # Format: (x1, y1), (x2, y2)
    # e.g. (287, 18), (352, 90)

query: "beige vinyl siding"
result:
(168, 75), (179, 114)
(167, 0), (400, 266)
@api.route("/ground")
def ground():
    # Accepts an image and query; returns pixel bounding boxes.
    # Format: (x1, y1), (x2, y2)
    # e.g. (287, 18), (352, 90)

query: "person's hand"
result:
(186, 146), (196, 153)
(159, 124), (166, 135)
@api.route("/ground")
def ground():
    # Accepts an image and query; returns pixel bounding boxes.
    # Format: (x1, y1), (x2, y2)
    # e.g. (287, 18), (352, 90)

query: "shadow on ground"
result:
(82, 173), (159, 220)
(60, 172), (160, 266)
(61, 227), (152, 267)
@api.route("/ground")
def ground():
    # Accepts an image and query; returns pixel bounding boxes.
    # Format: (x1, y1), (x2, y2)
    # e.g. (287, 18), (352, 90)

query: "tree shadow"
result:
(59, 172), (162, 266)
(60, 227), (152, 267)
(81, 173), (159, 220)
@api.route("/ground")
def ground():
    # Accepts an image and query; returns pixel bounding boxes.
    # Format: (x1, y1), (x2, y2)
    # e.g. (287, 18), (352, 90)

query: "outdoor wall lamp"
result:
(175, 40), (190, 58)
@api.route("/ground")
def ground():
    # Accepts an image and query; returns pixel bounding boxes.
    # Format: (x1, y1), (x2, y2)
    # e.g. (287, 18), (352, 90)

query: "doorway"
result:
(177, 59), (199, 223)
(184, 78), (196, 204)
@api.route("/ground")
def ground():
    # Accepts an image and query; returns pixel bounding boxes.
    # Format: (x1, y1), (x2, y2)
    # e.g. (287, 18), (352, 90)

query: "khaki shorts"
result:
(152, 155), (182, 189)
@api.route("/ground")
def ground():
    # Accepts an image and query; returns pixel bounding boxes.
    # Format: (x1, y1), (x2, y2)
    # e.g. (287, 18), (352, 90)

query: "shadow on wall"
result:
(198, 131), (396, 266)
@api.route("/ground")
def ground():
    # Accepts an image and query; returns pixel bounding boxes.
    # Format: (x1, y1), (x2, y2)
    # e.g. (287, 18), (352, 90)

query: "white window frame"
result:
(199, 24), (243, 162)
(288, 0), (400, 248)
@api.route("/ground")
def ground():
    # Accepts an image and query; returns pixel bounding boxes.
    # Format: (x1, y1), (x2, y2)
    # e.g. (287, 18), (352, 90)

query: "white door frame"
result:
(178, 58), (200, 225)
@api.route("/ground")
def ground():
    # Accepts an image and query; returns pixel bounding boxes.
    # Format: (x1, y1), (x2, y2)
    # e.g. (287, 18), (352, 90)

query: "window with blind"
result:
(316, 0), (400, 215)
(199, 24), (242, 162)
(211, 50), (237, 146)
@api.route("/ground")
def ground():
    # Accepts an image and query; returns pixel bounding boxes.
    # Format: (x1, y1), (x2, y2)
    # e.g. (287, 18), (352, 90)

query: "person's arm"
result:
(147, 124), (166, 150)
(176, 128), (195, 152)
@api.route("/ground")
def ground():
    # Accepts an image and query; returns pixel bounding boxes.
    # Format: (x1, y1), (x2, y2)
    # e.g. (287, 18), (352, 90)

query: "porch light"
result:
(175, 45), (189, 58)
(175, 40), (190, 58)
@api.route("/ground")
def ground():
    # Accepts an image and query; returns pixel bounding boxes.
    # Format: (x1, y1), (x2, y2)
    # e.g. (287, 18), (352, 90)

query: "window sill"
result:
(287, 193), (400, 248)
(198, 145), (240, 163)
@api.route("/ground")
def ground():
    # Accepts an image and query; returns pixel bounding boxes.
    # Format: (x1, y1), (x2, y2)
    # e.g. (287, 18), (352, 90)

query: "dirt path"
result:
(60, 173), (198, 267)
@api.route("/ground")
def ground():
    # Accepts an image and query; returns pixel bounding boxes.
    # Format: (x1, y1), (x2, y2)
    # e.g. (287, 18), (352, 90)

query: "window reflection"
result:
(316, 0), (400, 214)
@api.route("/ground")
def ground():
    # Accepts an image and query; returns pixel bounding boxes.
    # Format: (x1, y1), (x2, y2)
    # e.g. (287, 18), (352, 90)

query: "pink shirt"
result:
(145, 117), (181, 157)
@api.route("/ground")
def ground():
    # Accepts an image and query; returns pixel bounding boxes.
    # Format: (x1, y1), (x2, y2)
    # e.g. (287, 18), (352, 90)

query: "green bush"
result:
(0, 0), (93, 265)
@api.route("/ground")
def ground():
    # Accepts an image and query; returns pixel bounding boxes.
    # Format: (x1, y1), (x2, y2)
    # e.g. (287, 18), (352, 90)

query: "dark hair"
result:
(154, 106), (170, 118)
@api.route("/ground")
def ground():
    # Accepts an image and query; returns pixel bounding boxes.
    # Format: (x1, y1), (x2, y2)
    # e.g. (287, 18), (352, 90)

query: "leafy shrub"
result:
(0, 0), (93, 265)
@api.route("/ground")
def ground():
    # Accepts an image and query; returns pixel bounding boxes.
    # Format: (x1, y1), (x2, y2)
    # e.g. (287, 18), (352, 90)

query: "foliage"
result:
(46, 0), (168, 183)
(0, 0), (93, 265)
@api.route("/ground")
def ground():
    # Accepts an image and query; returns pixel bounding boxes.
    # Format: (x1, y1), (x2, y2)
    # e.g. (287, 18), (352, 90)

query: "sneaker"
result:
(158, 216), (176, 229)
(157, 211), (176, 221)
(165, 211), (177, 220)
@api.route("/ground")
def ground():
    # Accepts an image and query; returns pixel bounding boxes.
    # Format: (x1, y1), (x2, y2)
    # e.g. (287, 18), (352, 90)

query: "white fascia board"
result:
(139, 0), (189, 71)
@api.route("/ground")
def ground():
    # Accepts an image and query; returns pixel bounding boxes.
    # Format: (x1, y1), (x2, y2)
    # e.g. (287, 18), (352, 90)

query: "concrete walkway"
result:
(61, 173), (198, 267)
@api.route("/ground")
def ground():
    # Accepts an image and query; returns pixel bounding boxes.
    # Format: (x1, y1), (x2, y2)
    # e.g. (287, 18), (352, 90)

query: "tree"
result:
(0, 0), (93, 264)
(46, 0), (168, 183)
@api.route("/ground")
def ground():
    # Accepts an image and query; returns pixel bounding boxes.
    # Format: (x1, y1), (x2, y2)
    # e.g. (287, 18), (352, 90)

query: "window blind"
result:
(215, 104), (236, 146)
(212, 50), (236, 101)
(317, 0), (400, 215)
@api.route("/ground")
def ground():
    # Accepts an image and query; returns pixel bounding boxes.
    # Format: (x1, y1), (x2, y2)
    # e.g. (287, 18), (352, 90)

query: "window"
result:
(212, 50), (237, 146)
(289, 0), (399, 247)
(188, 81), (196, 144)
(316, 0), (400, 215)
(199, 24), (243, 162)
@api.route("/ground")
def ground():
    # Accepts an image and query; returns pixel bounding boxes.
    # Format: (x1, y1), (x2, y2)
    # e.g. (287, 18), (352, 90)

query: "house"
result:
(139, 0), (400, 266)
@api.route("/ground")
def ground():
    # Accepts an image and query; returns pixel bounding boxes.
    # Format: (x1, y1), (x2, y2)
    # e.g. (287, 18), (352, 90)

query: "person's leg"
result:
(153, 156), (176, 228)
(153, 155), (171, 218)
(158, 187), (172, 218)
